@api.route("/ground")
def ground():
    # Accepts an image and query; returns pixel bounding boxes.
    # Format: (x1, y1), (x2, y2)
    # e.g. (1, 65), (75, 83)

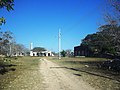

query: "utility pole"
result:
(9, 43), (11, 56)
(30, 43), (33, 56)
(9, 39), (12, 57)
(58, 28), (61, 59)
(30, 43), (33, 50)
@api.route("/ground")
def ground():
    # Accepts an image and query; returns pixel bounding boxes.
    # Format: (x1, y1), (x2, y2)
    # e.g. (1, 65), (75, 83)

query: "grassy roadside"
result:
(0, 57), (41, 90)
(49, 57), (120, 90)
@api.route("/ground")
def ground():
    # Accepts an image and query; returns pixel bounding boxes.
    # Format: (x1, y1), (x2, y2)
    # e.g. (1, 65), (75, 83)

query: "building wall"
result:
(74, 46), (91, 57)
(12, 52), (25, 57)
(30, 51), (54, 57)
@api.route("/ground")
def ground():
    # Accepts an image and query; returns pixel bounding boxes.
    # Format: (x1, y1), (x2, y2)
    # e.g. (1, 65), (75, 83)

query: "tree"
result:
(0, 17), (5, 26)
(0, 0), (14, 55)
(61, 50), (66, 57)
(0, 0), (14, 11)
(103, 0), (120, 25)
(32, 47), (46, 52)
(0, 31), (13, 55)
(97, 0), (120, 58)
(65, 49), (72, 57)
(0, 0), (14, 26)
(12, 44), (29, 56)
(98, 24), (120, 56)
(81, 24), (120, 58)
(108, 0), (120, 12)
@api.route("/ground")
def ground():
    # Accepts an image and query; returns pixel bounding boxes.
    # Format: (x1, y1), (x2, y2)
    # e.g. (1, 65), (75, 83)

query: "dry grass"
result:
(0, 57), (42, 90)
(49, 57), (120, 90)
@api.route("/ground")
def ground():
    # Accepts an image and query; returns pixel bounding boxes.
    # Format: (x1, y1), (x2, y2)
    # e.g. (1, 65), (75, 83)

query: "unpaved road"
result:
(4, 58), (95, 90)
(40, 58), (95, 90)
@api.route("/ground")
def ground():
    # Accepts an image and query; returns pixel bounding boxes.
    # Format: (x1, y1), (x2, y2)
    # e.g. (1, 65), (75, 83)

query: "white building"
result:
(30, 50), (54, 57)
(29, 43), (54, 57)
(12, 52), (25, 57)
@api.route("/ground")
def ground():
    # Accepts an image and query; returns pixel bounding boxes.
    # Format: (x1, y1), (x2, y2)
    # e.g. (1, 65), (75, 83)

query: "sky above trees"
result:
(0, 0), (106, 52)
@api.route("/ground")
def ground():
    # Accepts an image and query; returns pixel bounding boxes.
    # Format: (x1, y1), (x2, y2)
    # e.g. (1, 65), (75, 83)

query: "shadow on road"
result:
(0, 64), (16, 75)
(50, 66), (120, 83)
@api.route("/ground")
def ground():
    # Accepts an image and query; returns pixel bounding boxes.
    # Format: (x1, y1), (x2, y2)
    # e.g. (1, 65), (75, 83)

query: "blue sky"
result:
(0, 0), (106, 52)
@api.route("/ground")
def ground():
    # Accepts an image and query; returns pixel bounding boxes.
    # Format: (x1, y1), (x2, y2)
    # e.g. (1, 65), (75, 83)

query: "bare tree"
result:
(0, 31), (13, 56)
(65, 49), (72, 57)
(104, 0), (120, 24)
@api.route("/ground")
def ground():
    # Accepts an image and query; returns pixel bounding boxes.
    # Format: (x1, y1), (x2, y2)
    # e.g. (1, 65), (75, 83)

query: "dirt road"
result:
(40, 58), (95, 90)
(4, 58), (95, 90)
